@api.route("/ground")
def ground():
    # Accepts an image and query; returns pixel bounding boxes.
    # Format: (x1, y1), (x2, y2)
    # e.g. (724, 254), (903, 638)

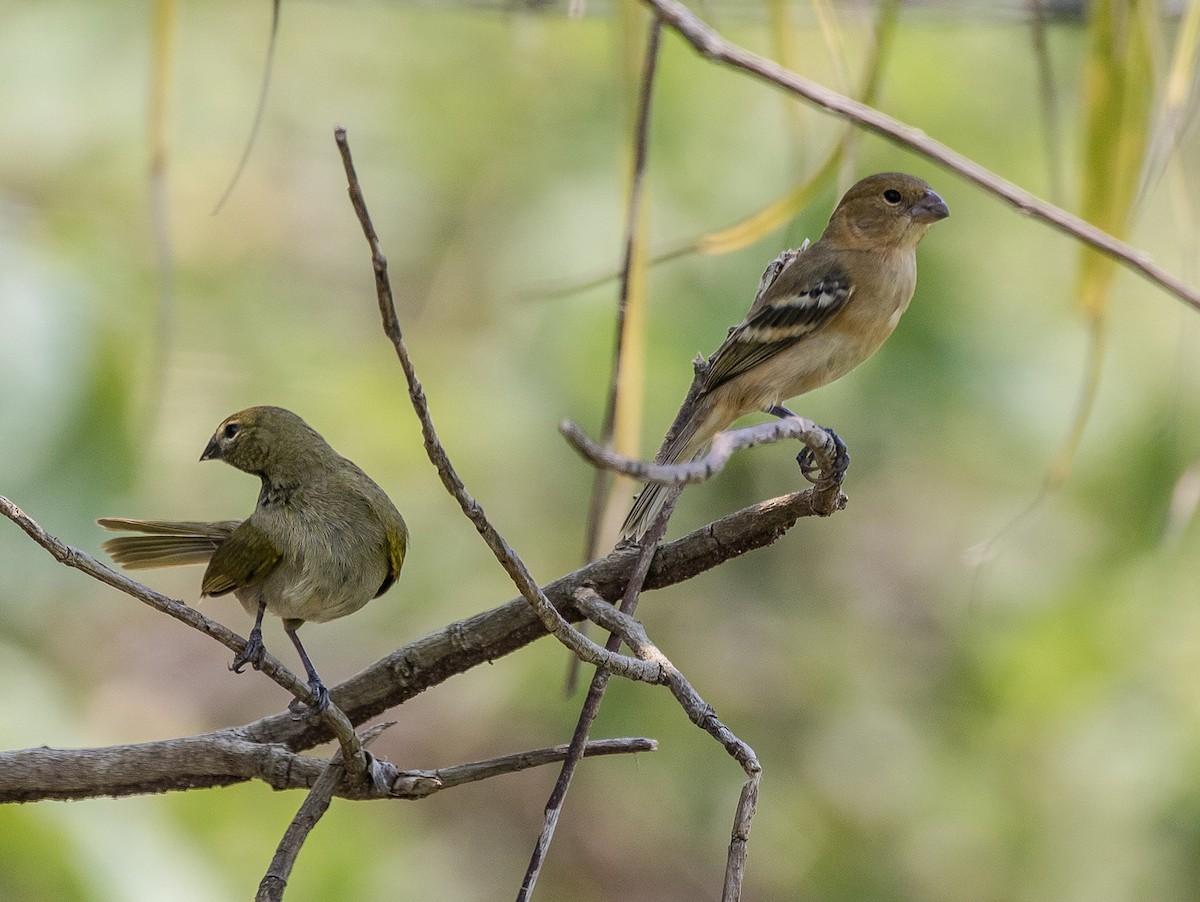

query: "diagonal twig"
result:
(570, 11), (665, 700)
(643, 0), (1200, 314)
(334, 127), (618, 677)
(212, 0), (282, 214)
(257, 723), (393, 902)
(573, 589), (759, 901)
(520, 481), (679, 901)
(337, 122), (697, 899)
(0, 487), (833, 804)
(543, 409), (848, 898)
(0, 494), (372, 780)
(526, 20), (670, 895)
(581, 14), (664, 561)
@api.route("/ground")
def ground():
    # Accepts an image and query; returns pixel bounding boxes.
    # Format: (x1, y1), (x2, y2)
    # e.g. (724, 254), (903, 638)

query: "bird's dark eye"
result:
(223, 422), (241, 440)
(883, 188), (903, 204)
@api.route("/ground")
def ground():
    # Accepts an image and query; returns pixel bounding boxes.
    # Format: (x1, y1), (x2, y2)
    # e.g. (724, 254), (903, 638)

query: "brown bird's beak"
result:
(911, 189), (950, 223)
(200, 436), (222, 462)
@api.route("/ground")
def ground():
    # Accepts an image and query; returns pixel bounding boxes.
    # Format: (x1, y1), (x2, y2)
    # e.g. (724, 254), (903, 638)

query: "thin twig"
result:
(389, 737), (658, 799)
(563, 415), (845, 493)
(572, 14), (665, 698)
(258, 723), (391, 902)
(0, 487), (830, 804)
(334, 127), (624, 681)
(573, 590), (760, 901)
(519, 487), (678, 901)
(0, 495), (371, 780)
(212, 0), (282, 214)
(338, 123), (700, 899)
(582, 16), (664, 560)
(643, 0), (1200, 314)
(531, 409), (848, 897)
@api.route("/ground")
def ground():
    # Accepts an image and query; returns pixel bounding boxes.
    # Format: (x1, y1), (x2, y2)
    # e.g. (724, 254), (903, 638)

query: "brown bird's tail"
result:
(619, 391), (729, 543)
(97, 518), (240, 569)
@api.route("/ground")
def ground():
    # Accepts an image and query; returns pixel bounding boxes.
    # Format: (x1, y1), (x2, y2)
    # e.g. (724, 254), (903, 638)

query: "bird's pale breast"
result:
(236, 485), (389, 624)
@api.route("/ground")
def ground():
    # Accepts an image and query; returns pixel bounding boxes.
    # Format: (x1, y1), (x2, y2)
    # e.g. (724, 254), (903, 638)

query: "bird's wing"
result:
(702, 260), (853, 392)
(200, 519), (283, 597)
(374, 519), (408, 598)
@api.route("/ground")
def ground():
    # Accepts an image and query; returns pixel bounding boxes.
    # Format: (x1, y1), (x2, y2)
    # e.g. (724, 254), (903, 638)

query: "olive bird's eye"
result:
(883, 188), (903, 204)
(223, 422), (241, 440)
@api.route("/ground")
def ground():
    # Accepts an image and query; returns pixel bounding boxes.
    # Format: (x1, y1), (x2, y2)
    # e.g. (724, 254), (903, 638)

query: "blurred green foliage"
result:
(3, 1), (1200, 900)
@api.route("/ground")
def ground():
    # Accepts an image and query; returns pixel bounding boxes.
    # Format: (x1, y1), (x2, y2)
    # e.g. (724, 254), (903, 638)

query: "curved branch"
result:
(574, 589), (760, 900)
(0, 496), (372, 780)
(336, 127), (610, 681)
(561, 415), (847, 516)
(258, 721), (391, 902)
(0, 726), (655, 805)
(243, 486), (833, 753)
(0, 488), (819, 802)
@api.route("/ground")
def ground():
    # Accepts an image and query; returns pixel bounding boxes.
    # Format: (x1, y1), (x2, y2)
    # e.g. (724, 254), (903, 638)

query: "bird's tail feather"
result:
(97, 518), (240, 570)
(619, 391), (725, 543)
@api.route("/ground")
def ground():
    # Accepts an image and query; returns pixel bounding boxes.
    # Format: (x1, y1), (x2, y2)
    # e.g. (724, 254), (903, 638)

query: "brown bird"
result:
(622, 172), (949, 541)
(99, 406), (408, 712)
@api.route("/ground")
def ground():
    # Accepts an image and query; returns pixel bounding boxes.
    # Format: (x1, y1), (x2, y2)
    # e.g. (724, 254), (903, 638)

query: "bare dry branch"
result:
(524, 22), (672, 893)
(257, 723), (391, 901)
(335, 127), (610, 677)
(642, 0), (1200, 314)
(0, 721), (655, 806)
(573, 590), (760, 900)
(562, 415), (848, 511)
(0, 485), (821, 804)
(0, 495), (374, 780)
(386, 737), (658, 799)
(582, 14), (663, 559)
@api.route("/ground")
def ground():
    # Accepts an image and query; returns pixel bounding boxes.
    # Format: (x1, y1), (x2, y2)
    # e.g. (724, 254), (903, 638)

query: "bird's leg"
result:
(230, 600), (268, 674)
(766, 406), (850, 487)
(808, 428), (849, 487)
(283, 619), (330, 715)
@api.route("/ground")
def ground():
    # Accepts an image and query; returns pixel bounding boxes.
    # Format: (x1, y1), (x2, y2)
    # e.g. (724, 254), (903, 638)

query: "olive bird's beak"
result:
(912, 189), (950, 223)
(200, 437), (222, 462)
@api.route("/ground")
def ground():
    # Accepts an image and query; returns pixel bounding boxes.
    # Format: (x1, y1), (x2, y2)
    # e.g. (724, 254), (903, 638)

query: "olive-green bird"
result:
(99, 406), (409, 713)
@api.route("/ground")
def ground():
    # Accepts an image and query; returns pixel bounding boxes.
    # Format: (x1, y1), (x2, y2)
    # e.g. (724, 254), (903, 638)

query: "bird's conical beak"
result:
(200, 436), (222, 462)
(912, 189), (950, 223)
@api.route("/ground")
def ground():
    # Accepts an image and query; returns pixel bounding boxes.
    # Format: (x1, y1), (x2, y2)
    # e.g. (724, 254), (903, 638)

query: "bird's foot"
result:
(288, 678), (331, 717)
(230, 628), (266, 674)
(797, 427), (849, 488)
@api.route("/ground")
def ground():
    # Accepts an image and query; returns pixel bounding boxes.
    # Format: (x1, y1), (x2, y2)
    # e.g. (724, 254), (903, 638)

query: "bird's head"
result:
(823, 172), (949, 251)
(200, 406), (332, 479)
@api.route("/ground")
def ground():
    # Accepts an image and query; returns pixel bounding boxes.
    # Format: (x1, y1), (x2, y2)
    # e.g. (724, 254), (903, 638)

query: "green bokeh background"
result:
(4, 2), (1200, 900)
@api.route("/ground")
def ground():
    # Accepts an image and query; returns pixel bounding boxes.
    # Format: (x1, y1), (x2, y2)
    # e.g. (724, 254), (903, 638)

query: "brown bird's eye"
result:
(883, 188), (903, 204)
(223, 422), (241, 440)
